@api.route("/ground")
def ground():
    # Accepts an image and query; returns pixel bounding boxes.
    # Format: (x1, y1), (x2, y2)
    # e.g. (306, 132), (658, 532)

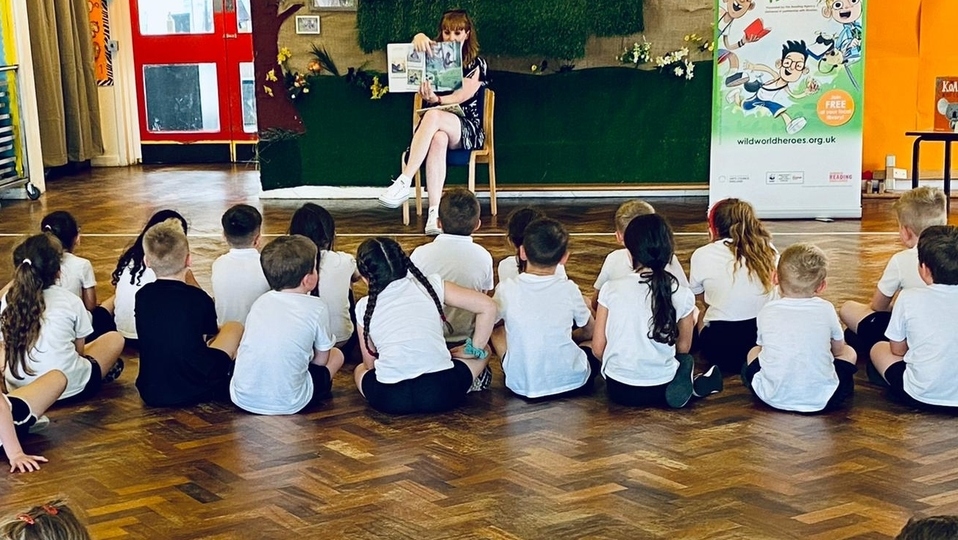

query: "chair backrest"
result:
(411, 88), (495, 152)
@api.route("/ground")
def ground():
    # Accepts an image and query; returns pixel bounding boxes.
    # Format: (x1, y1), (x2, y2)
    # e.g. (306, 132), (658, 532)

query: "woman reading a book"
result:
(378, 9), (489, 236)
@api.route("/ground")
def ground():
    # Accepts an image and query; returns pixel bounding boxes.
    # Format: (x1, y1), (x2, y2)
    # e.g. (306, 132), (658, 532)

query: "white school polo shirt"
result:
(230, 291), (336, 415)
(2, 286), (93, 398)
(211, 248), (270, 325)
(319, 250), (357, 343)
(494, 273), (592, 398)
(410, 234), (493, 341)
(356, 273), (453, 383)
(752, 297), (844, 412)
(114, 264), (155, 339)
(598, 274), (695, 386)
(58, 252), (96, 299)
(885, 284), (958, 406)
(876, 247), (925, 297)
(592, 248), (689, 291)
(497, 255), (567, 284)
(689, 240), (778, 323)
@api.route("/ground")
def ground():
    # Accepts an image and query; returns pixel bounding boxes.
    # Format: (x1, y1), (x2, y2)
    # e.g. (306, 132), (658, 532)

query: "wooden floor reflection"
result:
(0, 165), (955, 539)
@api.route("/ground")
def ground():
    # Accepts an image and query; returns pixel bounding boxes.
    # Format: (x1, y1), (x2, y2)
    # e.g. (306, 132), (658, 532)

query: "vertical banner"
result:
(710, 0), (865, 218)
(89, 0), (114, 86)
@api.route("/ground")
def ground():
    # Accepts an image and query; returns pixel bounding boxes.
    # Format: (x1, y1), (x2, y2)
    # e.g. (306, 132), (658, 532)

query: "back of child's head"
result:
(777, 243), (828, 296)
(40, 211), (79, 252)
(918, 225), (958, 286)
(894, 187), (948, 236)
(896, 515), (958, 540)
(505, 207), (545, 250)
(221, 204), (262, 248)
(261, 235), (318, 291)
(356, 237), (448, 355)
(438, 188), (480, 236)
(288, 202), (336, 252)
(112, 209), (188, 287)
(1, 233), (63, 381)
(0, 500), (91, 540)
(522, 218), (568, 267)
(143, 218), (189, 278)
(615, 199), (656, 233)
(624, 214), (679, 345)
(708, 198), (777, 293)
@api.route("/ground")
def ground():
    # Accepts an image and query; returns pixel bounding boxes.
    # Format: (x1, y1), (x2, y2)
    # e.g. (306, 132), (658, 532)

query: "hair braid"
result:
(356, 237), (414, 358)
(361, 290), (380, 358)
(405, 256), (452, 334)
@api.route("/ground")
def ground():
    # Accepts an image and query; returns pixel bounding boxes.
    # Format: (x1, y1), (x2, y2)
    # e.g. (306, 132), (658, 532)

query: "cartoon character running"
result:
(731, 40), (821, 134)
(717, 0), (767, 87)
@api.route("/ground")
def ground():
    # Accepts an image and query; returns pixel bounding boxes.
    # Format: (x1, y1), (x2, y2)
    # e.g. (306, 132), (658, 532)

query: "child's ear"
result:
(919, 262), (935, 285)
(815, 278), (827, 294)
(473, 219), (481, 233)
(518, 245), (529, 262)
(772, 270), (780, 285)
(144, 255), (153, 269)
(614, 230), (624, 245)
(185, 253), (193, 269)
(559, 251), (570, 265)
(253, 232), (262, 249)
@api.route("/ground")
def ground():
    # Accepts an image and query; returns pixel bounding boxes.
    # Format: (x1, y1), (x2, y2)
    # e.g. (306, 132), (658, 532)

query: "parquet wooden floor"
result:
(0, 166), (956, 539)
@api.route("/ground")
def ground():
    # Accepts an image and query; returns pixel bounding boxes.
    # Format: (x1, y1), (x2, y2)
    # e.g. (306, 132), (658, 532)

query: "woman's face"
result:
(441, 27), (470, 43)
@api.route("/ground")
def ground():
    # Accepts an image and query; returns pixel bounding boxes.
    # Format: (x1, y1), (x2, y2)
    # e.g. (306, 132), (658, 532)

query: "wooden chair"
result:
(402, 88), (497, 225)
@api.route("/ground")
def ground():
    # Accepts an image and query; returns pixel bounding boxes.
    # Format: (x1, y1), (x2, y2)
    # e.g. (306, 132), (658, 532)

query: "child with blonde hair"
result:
(1, 234), (124, 402)
(840, 187), (948, 364)
(743, 243), (857, 412)
(691, 198), (778, 376)
(0, 500), (91, 538)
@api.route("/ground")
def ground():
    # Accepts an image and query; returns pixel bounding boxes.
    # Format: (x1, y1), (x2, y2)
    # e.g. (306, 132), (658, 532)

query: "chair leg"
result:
(468, 156), (477, 194)
(415, 170), (423, 216)
(488, 159), (497, 216)
(402, 200), (410, 226)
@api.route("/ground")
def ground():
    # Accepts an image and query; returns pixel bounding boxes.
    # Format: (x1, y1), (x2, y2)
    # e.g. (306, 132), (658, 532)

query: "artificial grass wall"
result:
(258, 64), (712, 191)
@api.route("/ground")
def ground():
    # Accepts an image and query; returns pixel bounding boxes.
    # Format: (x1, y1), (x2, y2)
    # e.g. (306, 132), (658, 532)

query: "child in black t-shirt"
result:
(134, 219), (244, 407)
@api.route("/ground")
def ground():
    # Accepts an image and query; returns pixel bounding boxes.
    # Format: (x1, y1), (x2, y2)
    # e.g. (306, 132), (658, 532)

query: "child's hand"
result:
(450, 344), (489, 360)
(7, 452), (47, 473)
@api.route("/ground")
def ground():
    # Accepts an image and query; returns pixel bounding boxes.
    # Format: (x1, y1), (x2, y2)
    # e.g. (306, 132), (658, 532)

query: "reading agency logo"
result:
(817, 89), (855, 126)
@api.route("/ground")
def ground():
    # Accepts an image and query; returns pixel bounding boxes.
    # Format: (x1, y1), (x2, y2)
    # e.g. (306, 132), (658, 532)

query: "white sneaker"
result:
(378, 177), (411, 208)
(424, 208), (442, 236)
(786, 117), (807, 135)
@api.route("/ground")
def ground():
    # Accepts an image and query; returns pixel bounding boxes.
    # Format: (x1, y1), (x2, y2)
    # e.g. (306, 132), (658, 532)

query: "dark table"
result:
(905, 131), (956, 210)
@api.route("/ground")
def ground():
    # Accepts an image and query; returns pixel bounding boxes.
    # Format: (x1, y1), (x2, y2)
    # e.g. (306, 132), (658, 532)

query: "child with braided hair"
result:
(353, 237), (497, 414)
(690, 198), (779, 376)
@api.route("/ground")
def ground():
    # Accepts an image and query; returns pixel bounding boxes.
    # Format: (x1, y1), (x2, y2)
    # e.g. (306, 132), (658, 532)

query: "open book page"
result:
(386, 42), (463, 93)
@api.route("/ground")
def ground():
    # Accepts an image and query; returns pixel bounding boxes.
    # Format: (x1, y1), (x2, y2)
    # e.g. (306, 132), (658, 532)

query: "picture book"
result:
(387, 41), (463, 93)
(744, 18), (771, 42)
(415, 103), (464, 118)
(935, 77), (958, 132)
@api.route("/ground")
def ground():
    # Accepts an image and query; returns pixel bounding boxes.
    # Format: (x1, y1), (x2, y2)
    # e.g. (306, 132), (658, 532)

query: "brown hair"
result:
(143, 218), (189, 278)
(896, 515), (958, 540)
(918, 225), (958, 286)
(437, 9), (479, 66)
(708, 198), (777, 293)
(261, 235), (318, 291)
(0, 500), (91, 540)
(0, 234), (62, 381)
(777, 243), (828, 297)
(438, 188), (480, 236)
(894, 187), (948, 236)
(614, 199), (656, 233)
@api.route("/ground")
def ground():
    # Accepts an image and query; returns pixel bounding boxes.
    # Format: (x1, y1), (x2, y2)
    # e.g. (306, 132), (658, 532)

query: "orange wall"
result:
(864, 0), (957, 176)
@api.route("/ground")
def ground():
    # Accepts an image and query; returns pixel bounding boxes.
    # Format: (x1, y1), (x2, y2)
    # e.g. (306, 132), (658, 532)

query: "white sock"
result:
(396, 173), (412, 187)
(427, 206), (439, 217)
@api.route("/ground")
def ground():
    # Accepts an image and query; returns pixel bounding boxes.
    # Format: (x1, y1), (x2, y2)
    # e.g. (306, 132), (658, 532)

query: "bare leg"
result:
(401, 109), (463, 180)
(870, 342), (903, 379)
(210, 321), (244, 359)
(84, 331), (125, 377)
(839, 301), (872, 333)
(8, 371), (67, 416)
(835, 344), (857, 364)
(100, 295), (116, 315)
(490, 325), (507, 360)
(353, 364), (369, 397)
(746, 345), (762, 364)
(425, 131), (450, 208)
(314, 347), (345, 379)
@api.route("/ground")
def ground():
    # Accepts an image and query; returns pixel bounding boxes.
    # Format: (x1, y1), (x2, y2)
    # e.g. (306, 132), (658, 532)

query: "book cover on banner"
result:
(387, 42), (463, 93)
(935, 77), (958, 132)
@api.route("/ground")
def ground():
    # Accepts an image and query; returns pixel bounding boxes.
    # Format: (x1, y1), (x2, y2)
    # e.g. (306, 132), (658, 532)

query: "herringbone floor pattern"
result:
(0, 166), (955, 539)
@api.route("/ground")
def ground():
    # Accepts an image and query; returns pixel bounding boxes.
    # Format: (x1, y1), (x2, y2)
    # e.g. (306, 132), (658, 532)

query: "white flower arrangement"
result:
(655, 47), (695, 81)
(618, 37), (652, 67)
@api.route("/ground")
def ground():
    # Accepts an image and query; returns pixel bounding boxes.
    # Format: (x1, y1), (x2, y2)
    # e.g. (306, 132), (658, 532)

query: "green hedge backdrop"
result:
(258, 64), (712, 191)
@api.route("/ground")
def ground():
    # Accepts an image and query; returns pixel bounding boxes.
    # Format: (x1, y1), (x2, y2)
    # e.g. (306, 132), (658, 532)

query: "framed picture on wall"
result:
(295, 15), (321, 34)
(311, 0), (357, 11)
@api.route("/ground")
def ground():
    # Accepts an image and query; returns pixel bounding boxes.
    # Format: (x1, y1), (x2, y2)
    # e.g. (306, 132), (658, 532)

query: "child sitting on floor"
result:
(211, 204), (270, 325)
(0, 371), (66, 473)
(742, 243), (857, 413)
(135, 219), (244, 407)
(230, 235), (344, 415)
(870, 225), (958, 412)
(497, 207), (567, 284)
(491, 218), (595, 399)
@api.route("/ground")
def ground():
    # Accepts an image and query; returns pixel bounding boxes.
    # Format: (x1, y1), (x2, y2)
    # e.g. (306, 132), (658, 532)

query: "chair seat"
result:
(447, 149), (472, 167)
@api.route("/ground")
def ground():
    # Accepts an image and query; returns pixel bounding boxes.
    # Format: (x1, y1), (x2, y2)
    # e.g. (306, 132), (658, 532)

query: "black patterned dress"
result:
(441, 56), (488, 151)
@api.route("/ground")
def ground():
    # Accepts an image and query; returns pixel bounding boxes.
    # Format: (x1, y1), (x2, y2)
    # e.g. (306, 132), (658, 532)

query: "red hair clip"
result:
(42, 505), (59, 516)
(16, 513), (35, 525)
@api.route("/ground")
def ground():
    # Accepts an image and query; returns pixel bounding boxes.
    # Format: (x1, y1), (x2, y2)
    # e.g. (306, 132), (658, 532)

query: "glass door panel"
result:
(138, 0), (214, 35)
(144, 64), (220, 133)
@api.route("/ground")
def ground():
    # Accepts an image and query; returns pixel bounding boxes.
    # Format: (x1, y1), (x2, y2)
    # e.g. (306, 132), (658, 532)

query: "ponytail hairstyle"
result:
(40, 211), (79, 252)
(111, 210), (188, 287)
(624, 214), (679, 345)
(1, 234), (63, 380)
(356, 237), (449, 357)
(504, 207), (545, 274)
(707, 198), (777, 293)
(288, 203), (336, 297)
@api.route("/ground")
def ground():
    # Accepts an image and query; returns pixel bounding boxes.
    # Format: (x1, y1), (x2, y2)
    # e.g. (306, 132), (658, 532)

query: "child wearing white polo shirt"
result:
(591, 199), (689, 311)
(742, 243), (857, 413)
(840, 187), (947, 365)
(496, 207), (567, 283)
(491, 218), (595, 399)
(230, 235), (345, 415)
(871, 225), (958, 411)
(410, 188), (494, 344)
(594, 214), (722, 408)
(211, 204), (270, 325)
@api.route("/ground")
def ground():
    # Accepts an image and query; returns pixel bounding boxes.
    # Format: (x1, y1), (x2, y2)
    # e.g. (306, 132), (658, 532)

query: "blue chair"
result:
(402, 88), (497, 225)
